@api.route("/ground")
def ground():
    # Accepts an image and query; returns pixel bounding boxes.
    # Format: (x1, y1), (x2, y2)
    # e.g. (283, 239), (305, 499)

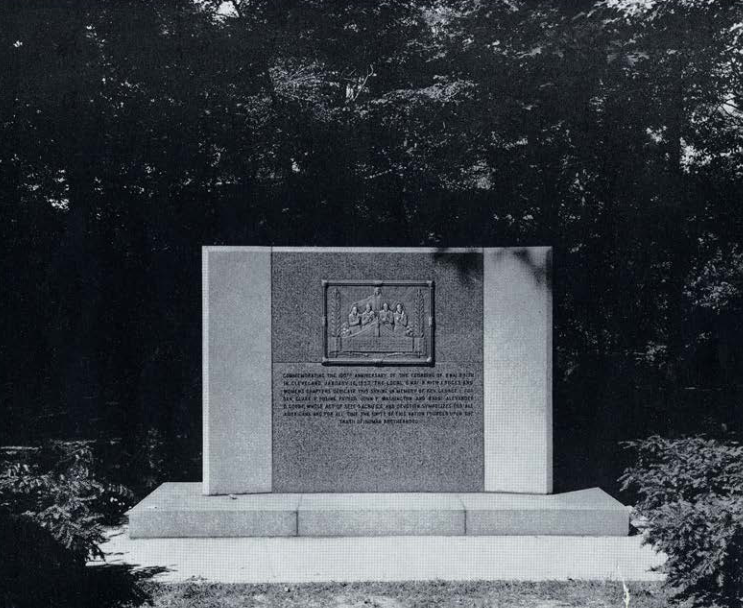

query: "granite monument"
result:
(128, 247), (629, 538)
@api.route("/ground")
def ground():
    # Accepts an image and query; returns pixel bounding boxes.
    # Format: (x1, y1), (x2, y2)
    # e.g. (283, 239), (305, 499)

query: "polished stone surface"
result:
(483, 247), (553, 493)
(203, 248), (273, 495)
(128, 483), (628, 538)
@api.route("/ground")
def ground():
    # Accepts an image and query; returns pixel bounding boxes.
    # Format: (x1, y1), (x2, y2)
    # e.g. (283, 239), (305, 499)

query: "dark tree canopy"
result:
(1, 0), (742, 493)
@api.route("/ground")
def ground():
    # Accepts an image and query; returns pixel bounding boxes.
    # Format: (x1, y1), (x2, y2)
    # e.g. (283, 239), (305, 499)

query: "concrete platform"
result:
(127, 483), (628, 538)
(299, 493), (466, 537)
(128, 483), (301, 538)
(460, 490), (629, 536)
(98, 527), (666, 583)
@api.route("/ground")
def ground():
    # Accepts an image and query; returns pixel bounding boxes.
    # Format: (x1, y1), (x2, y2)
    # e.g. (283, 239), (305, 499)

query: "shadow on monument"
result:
(431, 247), (482, 288)
(432, 246), (552, 291)
(435, 246), (603, 497)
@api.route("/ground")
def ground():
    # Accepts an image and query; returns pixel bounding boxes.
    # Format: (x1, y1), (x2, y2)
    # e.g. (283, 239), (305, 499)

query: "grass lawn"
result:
(143, 580), (671, 608)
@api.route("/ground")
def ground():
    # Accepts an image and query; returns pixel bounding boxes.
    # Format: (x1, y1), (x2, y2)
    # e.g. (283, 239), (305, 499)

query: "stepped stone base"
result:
(127, 483), (628, 539)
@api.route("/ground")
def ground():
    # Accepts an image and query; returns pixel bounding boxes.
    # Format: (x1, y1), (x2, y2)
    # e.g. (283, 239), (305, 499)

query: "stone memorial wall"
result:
(203, 247), (552, 496)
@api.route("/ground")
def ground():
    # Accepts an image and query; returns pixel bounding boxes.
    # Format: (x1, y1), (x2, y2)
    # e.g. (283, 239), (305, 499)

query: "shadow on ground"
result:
(1, 559), (168, 608)
(80, 563), (170, 608)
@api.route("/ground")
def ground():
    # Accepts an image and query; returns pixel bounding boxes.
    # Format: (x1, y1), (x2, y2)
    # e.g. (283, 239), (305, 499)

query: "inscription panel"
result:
(272, 362), (483, 492)
(323, 280), (434, 365)
(271, 251), (484, 493)
(280, 369), (473, 425)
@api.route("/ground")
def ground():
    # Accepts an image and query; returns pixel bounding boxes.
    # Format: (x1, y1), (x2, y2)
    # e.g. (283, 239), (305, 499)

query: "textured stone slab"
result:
(273, 362), (483, 493)
(460, 488), (628, 536)
(298, 493), (466, 537)
(271, 250), (483, 364)
(271, 250), (484, 493)
(128, 483), (299, 538)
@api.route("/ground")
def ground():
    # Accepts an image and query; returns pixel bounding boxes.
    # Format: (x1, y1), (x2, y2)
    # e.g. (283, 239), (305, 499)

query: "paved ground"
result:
(95, 526), (665, 584)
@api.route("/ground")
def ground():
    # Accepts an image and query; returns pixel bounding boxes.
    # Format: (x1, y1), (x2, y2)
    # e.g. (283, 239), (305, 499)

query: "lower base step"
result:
(99, 532), (663, 582)
(127, 483), (629, 538)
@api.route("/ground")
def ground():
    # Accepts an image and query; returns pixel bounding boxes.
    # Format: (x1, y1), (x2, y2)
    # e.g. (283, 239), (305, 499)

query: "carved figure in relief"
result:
(325, 281), (432, 362)
(372, 287), (383, 312)
(378, 302), (393, 323)
(378, 302), (394, 336)
(360, 302), (375, 326)
(393, 303), (411, 336)
(347, 305), (361, 332)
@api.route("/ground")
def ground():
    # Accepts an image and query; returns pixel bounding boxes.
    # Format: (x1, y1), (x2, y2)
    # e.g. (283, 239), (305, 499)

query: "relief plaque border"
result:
(321, 280), (435, 366)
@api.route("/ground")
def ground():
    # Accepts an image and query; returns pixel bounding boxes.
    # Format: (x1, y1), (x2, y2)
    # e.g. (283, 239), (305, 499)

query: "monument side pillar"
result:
(203, 247), (273, 494)
(483, 247), (553, 493)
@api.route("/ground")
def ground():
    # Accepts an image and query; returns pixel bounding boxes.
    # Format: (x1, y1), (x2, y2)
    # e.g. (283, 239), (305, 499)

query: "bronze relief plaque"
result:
(322, 280), (434, 365)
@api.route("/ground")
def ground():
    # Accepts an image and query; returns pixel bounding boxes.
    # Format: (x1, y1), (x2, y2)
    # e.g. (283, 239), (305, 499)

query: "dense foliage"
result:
(0, 442), (133, 561)
(0, 442), (147, 607)
(0, 510), (83, 608)
(621, 436), (743, 607)
(1, 0), (742, 492)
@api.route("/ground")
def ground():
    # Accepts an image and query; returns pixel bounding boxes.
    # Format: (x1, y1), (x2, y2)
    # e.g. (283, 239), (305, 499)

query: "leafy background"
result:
(1, 0), (742, 495)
